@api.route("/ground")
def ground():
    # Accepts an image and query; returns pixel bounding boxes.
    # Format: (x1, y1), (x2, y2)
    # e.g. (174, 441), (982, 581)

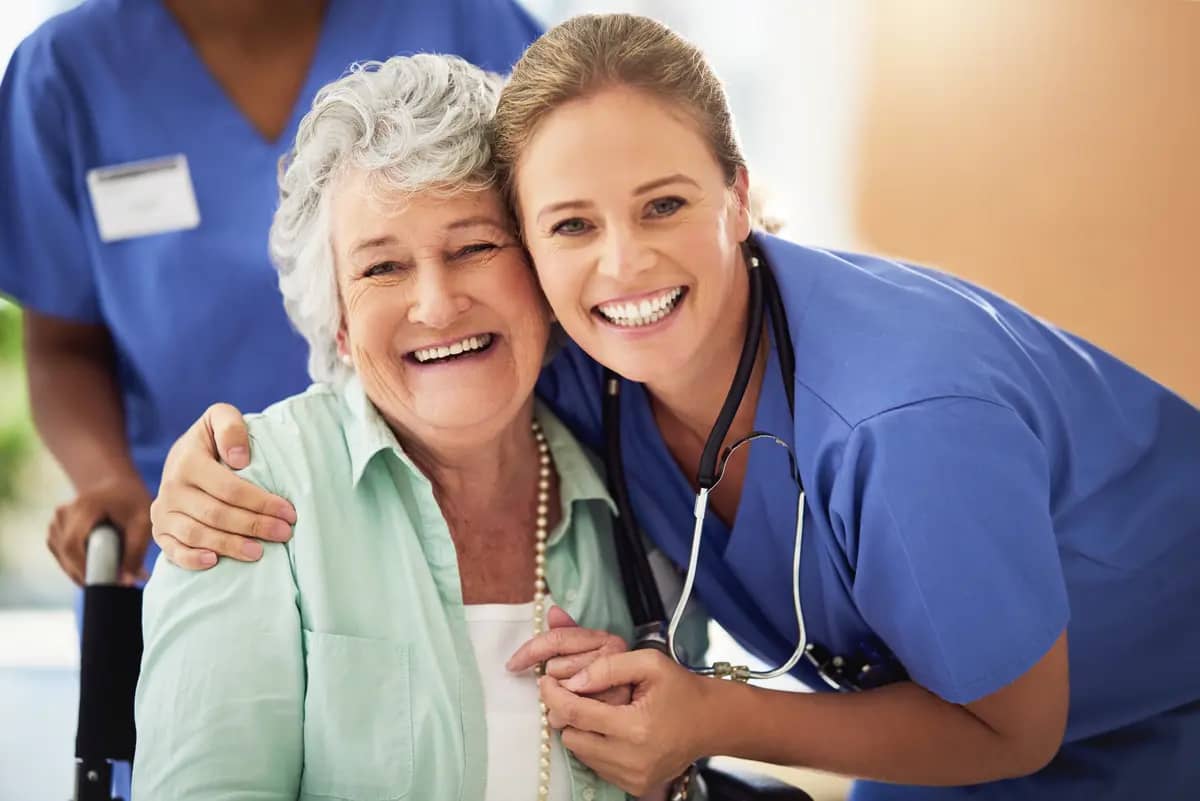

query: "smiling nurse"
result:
(153, 13), (1200, 801)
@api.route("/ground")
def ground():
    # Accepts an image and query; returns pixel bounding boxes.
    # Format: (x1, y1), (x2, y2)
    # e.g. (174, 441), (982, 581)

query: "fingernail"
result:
(273, 502), (298, 524)
(563, 672), (587, 691)
(199, 551), (217, 567)
(227, 447), (249, 468)
(242, 540), (263, 560)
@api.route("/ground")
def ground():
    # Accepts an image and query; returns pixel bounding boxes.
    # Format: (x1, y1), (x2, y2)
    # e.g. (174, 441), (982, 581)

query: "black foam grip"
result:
(75, 585), (143, 762)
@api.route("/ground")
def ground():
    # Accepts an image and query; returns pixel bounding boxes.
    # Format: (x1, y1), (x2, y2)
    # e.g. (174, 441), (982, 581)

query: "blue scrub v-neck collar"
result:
(624, 320), (793, 547)
(140, 0), (345, 150)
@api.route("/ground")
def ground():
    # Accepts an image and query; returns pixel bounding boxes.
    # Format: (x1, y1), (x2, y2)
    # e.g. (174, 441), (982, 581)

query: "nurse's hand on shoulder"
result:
(538, 650), (715, 796)
(508, 606), (634, 707)
(48, 476), (152, 586)
(150, 403), (296, 570)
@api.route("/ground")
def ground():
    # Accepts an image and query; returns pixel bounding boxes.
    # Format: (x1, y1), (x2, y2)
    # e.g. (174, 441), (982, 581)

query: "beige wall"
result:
(854, 0), (1199, 402)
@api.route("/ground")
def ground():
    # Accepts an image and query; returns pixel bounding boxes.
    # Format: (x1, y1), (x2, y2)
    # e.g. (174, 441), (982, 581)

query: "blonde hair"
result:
(492, 13), (750, 216)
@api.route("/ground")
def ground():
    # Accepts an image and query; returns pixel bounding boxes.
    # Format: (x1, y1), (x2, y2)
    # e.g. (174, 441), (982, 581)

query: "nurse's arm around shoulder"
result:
(541, 398), (1071, 794)
(132, 445), (303, 800)
(150, 402), (297, 570)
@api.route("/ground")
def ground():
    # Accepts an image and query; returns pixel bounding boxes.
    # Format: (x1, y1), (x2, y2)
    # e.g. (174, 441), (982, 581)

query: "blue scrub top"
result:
(0, 0), (539, 502)
(538, 233), (1200, 799)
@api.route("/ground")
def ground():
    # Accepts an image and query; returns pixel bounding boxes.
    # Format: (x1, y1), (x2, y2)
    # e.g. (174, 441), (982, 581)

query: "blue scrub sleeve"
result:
(537, 342), (607, 451)
(460, 0), (543, 72)
(0, 38), (100, 321)
(832, 397), (1070, 705)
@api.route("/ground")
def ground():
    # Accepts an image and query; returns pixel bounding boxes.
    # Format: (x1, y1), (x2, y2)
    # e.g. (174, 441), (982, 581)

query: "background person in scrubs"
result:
(0, 2), (537, 796)
(0, 0), (540, 587)
(150, 12), (1200, 801)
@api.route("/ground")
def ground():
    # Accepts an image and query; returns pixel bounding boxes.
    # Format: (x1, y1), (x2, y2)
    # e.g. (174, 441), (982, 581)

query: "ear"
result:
(335, 324), (352, 365)
(730, 166), (753, 241)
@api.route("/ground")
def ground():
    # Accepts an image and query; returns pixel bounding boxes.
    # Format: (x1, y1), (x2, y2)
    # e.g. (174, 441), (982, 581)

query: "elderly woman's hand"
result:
(508, 606), (634, 707)
(538, 650), (715, 798)
(150, 403), (296, 569)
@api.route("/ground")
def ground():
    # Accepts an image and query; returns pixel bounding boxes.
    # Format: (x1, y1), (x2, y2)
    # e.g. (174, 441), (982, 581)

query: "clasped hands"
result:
(508, 607), (719, 797)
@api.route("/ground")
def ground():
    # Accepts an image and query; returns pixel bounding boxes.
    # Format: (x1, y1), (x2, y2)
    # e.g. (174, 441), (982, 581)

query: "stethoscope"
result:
(602, 237), (900, 692)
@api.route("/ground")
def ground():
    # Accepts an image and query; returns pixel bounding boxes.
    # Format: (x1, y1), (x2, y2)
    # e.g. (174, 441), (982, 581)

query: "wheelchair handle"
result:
(85, 525), (122, 586)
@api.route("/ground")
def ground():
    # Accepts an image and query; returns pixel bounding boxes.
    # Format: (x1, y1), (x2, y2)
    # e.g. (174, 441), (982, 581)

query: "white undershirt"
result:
(465, 599), (573, 801)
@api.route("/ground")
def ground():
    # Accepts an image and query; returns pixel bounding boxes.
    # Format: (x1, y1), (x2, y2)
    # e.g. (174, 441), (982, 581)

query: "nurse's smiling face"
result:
(330, 173), (551, 443)
(515, 85), (752, 385)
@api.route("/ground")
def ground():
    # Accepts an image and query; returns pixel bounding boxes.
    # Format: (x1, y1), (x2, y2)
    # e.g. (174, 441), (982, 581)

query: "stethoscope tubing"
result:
(604, 237), (833, 685)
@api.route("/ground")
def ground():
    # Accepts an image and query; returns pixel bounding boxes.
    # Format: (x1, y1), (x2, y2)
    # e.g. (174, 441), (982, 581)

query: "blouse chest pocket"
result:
(300, 630), (413, 801)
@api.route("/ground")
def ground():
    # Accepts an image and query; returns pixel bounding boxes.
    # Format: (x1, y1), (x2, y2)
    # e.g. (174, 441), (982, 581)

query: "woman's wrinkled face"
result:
(330, 175), (550, 442)
(515, 85), (751, 384)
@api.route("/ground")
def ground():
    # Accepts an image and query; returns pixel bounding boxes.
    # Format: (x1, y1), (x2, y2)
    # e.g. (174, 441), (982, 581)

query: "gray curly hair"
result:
(269, 54), (504, 385)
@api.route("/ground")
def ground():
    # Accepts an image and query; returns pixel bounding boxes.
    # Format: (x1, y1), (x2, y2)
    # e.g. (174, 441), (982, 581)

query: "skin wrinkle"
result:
(326, 172), (556, 601)
(354, 347), (406, 415)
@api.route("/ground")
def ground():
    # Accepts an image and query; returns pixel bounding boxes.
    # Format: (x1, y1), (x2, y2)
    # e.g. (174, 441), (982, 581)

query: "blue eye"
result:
(550, 218), (591, 236)
(648, 197), (685, 217)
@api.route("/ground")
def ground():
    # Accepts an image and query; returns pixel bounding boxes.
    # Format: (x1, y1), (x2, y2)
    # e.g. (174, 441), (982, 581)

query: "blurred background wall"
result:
(854, 0), (1199, 403)
(1, 2), (1196, 799)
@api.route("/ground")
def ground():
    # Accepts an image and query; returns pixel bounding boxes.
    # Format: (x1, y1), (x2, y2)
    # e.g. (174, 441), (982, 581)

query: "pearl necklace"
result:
(532, 419), (553, 801)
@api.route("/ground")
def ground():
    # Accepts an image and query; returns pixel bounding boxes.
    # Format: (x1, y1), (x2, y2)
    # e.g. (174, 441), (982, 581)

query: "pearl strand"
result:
(532, 420), (553, 801)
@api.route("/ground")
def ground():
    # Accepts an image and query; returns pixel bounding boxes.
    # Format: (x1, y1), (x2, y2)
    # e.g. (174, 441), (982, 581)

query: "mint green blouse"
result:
(132, 379), (704, 801)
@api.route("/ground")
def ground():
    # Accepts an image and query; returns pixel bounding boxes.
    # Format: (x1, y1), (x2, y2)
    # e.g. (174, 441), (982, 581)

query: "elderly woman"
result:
(130, 54), (694, 801)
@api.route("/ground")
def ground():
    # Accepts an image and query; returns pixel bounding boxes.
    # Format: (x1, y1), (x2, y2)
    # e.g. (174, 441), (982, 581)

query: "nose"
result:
(597, 226), (655, 280)
(407, 261), (470, 329)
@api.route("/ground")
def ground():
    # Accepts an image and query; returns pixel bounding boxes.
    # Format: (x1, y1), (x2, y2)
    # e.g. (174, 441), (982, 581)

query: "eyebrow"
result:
(351, 235), (398, 256)
(349, 216), (507, 257)
(445, 214), (507, 232)
(633, 173), (701, 195)
(534, 173), (702, 225)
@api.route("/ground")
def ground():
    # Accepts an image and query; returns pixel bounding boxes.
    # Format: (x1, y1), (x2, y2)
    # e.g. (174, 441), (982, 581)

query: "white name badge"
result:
(86, 154), (201, 243)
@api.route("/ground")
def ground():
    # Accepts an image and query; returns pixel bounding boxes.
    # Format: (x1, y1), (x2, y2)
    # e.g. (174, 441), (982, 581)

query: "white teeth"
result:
(597, 288), (683, 328)
(413, 333), (493, 363)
